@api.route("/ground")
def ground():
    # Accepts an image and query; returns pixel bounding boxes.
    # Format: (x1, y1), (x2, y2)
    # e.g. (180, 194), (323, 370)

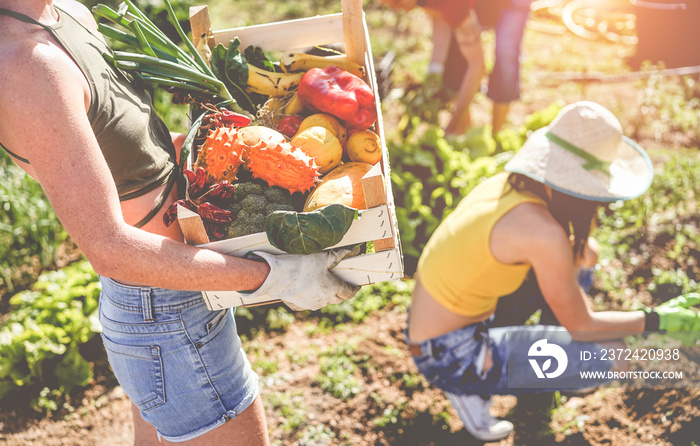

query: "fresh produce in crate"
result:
(95, 0), (395, 264)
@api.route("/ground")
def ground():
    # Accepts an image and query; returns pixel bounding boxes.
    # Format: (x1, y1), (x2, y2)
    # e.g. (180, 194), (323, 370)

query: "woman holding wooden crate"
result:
(404, 101), (700, 441)
(0, 0), (359, 444)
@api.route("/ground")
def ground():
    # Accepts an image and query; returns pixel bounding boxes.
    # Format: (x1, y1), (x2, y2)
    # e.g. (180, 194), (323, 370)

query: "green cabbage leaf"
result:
(265, 204), (357, 255)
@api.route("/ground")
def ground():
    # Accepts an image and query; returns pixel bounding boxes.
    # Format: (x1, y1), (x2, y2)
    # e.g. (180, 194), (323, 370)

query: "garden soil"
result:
(0, 301), (698, 445)
(2, 7), (700, 446)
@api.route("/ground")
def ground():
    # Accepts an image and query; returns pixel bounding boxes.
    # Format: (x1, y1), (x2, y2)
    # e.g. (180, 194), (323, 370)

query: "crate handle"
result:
(630, 0), (687, 10)
(342, 0), (366, 66)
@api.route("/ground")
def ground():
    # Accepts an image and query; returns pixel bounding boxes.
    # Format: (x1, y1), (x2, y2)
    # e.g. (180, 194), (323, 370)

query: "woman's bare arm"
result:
(494, 203), (645, 341)
(0, 25), (269, 292)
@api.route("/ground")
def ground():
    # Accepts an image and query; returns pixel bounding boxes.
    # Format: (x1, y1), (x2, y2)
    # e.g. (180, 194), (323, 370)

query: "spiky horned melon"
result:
(245, 140), (320, 194)
(193, 126), (245, 185)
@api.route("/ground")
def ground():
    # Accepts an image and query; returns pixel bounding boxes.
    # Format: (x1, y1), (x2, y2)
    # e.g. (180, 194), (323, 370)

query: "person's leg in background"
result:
(445, 12), (485, 135)
(487, 0), (533, 135)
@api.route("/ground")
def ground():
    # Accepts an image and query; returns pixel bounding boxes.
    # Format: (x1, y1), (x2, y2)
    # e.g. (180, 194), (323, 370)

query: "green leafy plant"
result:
(0, 155), (69, 292)
(317, 343), (363, 401)
(265, 390), (307, 432)
(0, 260), (101, 409)
(373, 399), (409, 428)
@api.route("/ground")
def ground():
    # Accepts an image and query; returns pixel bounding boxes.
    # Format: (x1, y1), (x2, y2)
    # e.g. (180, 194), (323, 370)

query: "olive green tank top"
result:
(0, 6), (176, 227)
(417, 172), (547, 316)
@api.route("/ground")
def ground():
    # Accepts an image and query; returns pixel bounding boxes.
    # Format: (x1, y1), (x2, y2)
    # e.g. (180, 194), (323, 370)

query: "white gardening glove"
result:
(245, 247), (361, 311)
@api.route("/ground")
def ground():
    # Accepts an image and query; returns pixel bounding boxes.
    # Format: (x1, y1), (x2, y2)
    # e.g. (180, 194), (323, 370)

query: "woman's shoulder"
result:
(55, 0), (97, 30)
(496, 200), (569, 253)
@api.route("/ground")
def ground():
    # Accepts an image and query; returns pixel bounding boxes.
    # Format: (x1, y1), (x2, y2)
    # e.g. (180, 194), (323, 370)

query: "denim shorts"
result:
(98, 277), (259, 442)
(407, 322), (612, 396)
(486, 0), (533, 103)
(407, 266), (610, 396)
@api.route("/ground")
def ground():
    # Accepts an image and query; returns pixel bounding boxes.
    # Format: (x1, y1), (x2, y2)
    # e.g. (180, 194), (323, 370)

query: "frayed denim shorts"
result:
(406, 322), (613, 397)
(406, 267), (611, 396)
(98, 277), (259, 442)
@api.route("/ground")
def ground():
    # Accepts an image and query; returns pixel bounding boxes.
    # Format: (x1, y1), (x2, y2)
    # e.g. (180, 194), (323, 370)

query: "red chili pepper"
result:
(197, 202), (235, 223)
(206, 180), (235, 200)
(187, 166), (207, 198)
(220, 109), (251, 127)
(297, 66), (377, 130)
(183, 168), (197, 185)
(276, 114), (304, 137)
(194, 167), (207, 189)
(163, 199), (197, 227)
(208, 223), (226, 240)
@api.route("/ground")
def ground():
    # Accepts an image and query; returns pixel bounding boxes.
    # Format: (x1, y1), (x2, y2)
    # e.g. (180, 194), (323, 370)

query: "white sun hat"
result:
(504, 101), (654, 202)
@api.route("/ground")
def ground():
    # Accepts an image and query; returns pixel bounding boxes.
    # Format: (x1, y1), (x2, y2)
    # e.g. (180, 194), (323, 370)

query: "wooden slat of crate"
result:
(214, 14), (347, 53)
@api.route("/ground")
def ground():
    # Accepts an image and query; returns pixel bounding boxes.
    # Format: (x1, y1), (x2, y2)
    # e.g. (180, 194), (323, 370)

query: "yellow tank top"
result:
(417, 172), (546, 316)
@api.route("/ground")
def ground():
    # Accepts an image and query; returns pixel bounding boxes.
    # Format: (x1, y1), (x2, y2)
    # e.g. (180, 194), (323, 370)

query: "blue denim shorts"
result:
(406, 322), (612, 396)
(98, 277), (259, 442)
(406, 266), (609, 396)
(486, 0), (532, 103)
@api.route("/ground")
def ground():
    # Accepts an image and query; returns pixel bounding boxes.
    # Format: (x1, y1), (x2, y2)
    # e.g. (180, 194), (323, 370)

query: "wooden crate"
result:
(181, 1), (403, 309)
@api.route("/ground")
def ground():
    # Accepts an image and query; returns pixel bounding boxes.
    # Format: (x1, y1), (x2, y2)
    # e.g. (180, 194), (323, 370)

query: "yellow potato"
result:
(297, 113), (347, 145)
(346, 129), (382, 165)
(291, 126), (343, 174)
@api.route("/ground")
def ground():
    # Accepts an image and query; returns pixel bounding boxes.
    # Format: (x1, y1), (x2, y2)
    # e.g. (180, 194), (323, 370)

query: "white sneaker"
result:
(445, 392), (514, 442)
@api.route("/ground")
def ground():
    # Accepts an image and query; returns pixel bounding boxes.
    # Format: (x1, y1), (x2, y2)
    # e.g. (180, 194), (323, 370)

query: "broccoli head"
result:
(225, 209), (266, 238)
(233, 182), (264, 202)
(264, 186), (293, 205)
(240, 195), (267, 214)
(222, 182), (299, 238)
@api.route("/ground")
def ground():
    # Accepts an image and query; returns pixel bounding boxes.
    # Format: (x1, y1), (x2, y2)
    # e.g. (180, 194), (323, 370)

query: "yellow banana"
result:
(279, 52), (365, 78)
(246, 65), (304, 97)
(283, 93), (305, 115)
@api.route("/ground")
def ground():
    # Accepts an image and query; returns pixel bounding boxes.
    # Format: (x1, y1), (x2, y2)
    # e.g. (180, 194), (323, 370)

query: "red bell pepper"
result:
(297, 66), (377, 130)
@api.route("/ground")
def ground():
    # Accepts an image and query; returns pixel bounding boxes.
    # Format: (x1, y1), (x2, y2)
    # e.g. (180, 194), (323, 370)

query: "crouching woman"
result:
(405, 101), (700, 441)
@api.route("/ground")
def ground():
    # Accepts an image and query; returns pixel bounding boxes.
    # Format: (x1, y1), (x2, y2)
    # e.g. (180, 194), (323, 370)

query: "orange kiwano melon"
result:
(303, 162), (374, 211)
